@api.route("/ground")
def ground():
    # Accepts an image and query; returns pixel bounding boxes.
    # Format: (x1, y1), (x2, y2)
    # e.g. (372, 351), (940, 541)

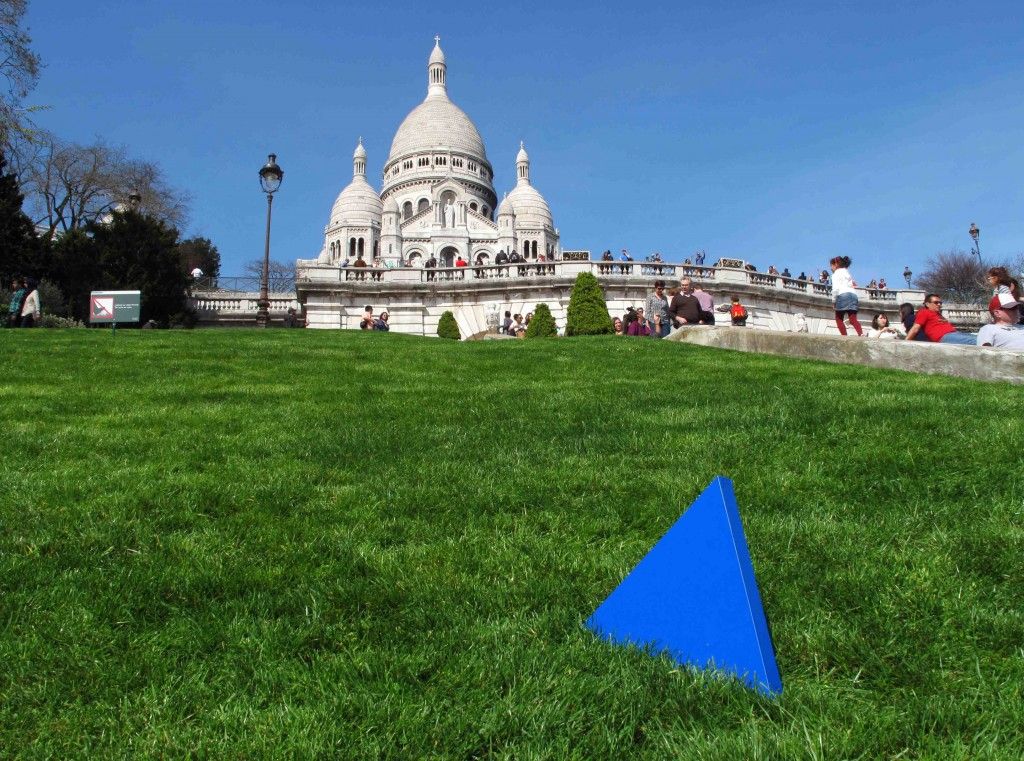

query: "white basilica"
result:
(314, 38), (560, 269)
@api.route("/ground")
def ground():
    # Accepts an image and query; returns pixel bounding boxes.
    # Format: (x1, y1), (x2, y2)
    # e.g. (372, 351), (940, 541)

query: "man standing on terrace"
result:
(904, 294), (976, 345)
(693, 284), (715, 325)
(669, 277), (702, 327)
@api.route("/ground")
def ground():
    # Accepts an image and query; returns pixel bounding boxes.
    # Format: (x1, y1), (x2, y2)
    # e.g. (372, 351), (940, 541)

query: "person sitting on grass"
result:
(627, 307), (651, 336)
(373, 311), (390, 331)
(977, 301), (1024, 350)
(904, 294), (975, 345)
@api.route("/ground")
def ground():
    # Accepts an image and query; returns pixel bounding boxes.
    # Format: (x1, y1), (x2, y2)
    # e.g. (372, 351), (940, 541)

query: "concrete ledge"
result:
(666, 326), (1024, 384)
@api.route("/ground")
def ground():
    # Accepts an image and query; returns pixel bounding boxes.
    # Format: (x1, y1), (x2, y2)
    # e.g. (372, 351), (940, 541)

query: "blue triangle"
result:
(586, 476), (782, 696)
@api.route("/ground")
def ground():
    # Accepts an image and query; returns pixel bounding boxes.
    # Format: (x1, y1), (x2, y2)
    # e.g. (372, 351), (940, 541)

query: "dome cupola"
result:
(506, 142), (553, 229)
(330, 138), (383, 227)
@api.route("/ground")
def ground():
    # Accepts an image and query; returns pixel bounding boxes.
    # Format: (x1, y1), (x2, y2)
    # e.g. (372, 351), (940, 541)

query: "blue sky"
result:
(26, 0), (1024, 282)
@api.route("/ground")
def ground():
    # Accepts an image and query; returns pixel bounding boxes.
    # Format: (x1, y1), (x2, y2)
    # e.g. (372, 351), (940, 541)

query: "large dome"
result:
(387, 96), (488, 164)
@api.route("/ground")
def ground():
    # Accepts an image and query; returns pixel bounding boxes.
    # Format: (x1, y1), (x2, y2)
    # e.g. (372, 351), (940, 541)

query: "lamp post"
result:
(968, 222), (981, 264)
(127, 189), (142, 210)
(903, 266), (912, 288)
(257, 154), (283, 328)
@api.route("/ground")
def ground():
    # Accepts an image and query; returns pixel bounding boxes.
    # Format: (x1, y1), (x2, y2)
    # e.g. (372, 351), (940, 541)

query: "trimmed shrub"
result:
(565, 272), (613, 336)
(437, 310), (460, 340)
(39, 314), (85, 328)
(525, 303), (557, 338)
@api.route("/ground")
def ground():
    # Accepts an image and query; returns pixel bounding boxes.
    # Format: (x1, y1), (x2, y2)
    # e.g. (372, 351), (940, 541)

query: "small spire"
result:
(428, 37), (447, 96)
(353, 138), (367, 176)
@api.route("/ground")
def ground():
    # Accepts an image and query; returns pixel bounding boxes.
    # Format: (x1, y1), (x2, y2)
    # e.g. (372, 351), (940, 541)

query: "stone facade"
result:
(299, 39), (559, 277)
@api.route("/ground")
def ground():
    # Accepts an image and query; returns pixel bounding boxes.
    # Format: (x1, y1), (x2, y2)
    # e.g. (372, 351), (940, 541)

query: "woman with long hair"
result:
(19, 278), (40, 328)
(829, 256), (862, 336)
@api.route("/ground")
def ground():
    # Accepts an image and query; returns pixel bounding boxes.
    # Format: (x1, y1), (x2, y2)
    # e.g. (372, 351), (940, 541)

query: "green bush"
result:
(565, 272), (613, 336)
(525, 303), (557, 338)
(437, 310), (460, 340)
(39, 314), (86, 328)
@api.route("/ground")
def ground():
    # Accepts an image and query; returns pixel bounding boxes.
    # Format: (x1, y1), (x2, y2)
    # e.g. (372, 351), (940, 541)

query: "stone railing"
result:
(296, 260), (917, 306)
(190, 293), (301, 317)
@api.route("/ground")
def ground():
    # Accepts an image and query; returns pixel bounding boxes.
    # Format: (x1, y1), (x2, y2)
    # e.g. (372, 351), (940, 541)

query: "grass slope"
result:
(1, 330), (1022, 759)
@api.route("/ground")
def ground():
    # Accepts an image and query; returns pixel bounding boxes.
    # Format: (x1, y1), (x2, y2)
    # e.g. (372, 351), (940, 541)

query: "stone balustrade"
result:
(188, 258), (989, 334)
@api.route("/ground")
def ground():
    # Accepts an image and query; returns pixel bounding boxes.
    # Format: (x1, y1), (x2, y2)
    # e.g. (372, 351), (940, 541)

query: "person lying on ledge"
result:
(904, 294), (976, 346)
(977, 301), (1024, 350)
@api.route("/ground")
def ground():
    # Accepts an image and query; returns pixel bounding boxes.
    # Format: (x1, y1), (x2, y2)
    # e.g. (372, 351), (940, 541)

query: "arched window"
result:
(373, 240), (379, 258)
(482, 206), (489, 217)
(469, 202), (478, 212)
(417, 198), (429, 213)
(349, 238), (356, 258)
(440, 190), (456, 207)
(532, 241), (538, 259)
(358, 238), (365, 258)
(403, 201), (413, 219)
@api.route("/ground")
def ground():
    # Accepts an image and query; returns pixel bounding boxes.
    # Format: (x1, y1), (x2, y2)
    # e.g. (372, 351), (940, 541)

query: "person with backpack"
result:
(730, 296), (748, 327)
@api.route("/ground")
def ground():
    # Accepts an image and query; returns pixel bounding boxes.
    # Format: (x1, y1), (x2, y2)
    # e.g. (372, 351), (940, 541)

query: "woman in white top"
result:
(867, 313), (902, 339)
(20, 278), (40, 328)
(829, 256), (863, 336)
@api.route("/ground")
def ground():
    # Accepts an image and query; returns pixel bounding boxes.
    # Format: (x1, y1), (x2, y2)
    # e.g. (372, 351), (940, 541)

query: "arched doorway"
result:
(440, 246), (458, 267)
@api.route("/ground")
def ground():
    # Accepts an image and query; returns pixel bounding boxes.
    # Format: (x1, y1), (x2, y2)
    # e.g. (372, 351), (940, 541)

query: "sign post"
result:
(89, 291), (142, 334)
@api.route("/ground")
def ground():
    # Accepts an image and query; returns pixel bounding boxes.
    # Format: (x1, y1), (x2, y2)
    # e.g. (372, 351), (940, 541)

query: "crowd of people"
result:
(614, 277), (742, 337)
(609, 260), (1022, 351)
(831, 258), (1023, 348)
(499, 310), (531, 337)
(6, 277), (41, 328)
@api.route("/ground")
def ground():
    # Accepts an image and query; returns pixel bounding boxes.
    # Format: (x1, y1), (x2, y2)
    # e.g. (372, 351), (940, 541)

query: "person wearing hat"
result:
(977, 298), (1024, 350)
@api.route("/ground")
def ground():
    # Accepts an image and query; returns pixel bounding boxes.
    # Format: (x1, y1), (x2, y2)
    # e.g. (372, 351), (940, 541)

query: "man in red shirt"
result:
(905, 294), (975, 345)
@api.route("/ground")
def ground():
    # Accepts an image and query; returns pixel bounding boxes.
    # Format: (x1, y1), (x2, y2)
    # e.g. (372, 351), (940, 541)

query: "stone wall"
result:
(667, 325), (1024, 384)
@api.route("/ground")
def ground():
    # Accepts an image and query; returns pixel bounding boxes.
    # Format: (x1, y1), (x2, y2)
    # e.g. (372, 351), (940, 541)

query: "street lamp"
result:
(127, 189), (142, 210)
(903, 266), (912, 288)
(257, 154), (284, 328)
(968, 222), (981, 263)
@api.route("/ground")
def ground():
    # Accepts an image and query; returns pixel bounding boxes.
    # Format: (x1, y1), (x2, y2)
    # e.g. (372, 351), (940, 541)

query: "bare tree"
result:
(0, 0), (42, 145)
(244, 258), (295, 292)
(913, 249), (997, 305)
(11, 132), (189, 241)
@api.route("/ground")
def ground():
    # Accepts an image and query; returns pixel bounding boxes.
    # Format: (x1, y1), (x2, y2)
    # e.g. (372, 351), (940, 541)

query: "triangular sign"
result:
(586, 476), (782, 696)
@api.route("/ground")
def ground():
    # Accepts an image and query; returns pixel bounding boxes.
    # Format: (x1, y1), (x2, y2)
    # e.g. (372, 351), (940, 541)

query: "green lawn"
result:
(1, 329), (1022, 759)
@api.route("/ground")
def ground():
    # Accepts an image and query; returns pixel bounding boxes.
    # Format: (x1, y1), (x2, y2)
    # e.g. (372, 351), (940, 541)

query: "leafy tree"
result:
(0, 0), (42, 146)
(48, 227), (101, 321)
(525, 302), (557, 338)
(0, 148), (38, 283)
(437, 310), (460, 340)
(177, 236), (220, 279)
(90, 210), (187, 323)
(565, 272), (613, 336)
(49, 211), (187, 324)
(913, 249), (991, 305)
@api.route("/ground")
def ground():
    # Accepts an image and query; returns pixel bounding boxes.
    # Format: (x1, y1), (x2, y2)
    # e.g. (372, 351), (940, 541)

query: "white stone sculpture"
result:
(444, 200), (455, 228)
